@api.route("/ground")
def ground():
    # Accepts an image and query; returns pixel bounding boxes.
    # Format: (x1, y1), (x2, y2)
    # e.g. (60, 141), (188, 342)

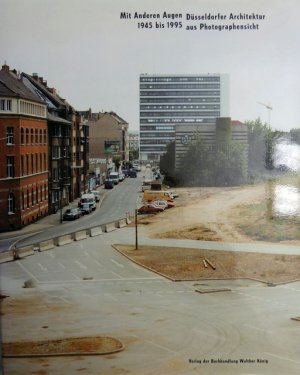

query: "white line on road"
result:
(16, 260), (39, 283)
(110, 258), (125, 268)
(38, 263), (48, 272)
(95, 260), (103, 267)
(58, 262), (66, 269)
(112, 271), (122, 278)
(264, 352), (300, 364)
(74, 260), (87, 270)
(72, 273), (81, 280)
(84, 251), (91, 257)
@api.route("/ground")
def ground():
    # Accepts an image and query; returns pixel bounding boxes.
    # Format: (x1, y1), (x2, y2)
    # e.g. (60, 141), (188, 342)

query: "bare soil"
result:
(3, 336), (124, 357)
(137, 184), (300, 245)
(115, 244), (300, 284)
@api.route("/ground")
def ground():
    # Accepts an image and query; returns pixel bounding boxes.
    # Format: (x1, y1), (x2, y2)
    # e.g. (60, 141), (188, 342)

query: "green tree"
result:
(290, 128), (300, 144)
(246, 118), (275, 174)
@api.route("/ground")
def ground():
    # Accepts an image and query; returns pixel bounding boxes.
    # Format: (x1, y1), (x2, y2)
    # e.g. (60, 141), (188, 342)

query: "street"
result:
(1, 226), (300, 374)
(0, 174), (144, 251)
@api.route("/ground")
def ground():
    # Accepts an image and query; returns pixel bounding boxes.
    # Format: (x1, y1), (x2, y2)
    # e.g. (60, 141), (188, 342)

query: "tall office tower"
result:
(139, 74), (229, 162)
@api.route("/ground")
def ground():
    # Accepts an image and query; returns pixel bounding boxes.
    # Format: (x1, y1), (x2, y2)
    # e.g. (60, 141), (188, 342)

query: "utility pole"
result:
(258, 102), (273, 126)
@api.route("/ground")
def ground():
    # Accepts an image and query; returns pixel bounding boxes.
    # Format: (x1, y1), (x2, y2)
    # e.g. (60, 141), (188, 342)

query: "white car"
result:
(89, 190), (100, 202)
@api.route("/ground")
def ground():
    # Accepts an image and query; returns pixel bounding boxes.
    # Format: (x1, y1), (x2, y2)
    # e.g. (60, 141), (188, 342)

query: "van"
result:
(109, 172), (119, 185)
(143, 190), (174, 203)
(78, 193), (96, 210)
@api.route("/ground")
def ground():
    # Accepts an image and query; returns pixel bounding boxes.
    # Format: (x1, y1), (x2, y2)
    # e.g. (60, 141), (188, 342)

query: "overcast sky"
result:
(1, 0), (299, 131)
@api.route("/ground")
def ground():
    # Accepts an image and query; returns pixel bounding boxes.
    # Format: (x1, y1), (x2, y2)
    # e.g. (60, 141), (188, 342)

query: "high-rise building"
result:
(139, 74), (230, 161)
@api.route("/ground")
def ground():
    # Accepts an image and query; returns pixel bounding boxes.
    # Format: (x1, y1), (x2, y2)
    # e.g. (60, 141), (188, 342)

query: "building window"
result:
(21, 128), (24, 144)
(39, 129), (43, 144)
(21, 191), (25, 210)
(0, 99), (12, 111)
(21, 155), (24, 176)
(31, 129), (34, 144)
(35, 129), (38, 144)
(6, 127), (14, 145)
(27, 189), (30, 208)
(26, 128), (29, 144)
(7, 156), (15, 177)
(8, 193), (15, 214)
(44, 129), (47, 144)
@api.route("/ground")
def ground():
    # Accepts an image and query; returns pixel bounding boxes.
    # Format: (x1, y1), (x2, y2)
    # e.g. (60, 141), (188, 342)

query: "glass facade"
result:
(139, 74), (229, 161)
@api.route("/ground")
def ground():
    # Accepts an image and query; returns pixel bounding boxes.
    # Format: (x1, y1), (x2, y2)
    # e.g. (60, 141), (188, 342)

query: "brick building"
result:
(0, 65), (48, 230)
(22, 73), (89, 212)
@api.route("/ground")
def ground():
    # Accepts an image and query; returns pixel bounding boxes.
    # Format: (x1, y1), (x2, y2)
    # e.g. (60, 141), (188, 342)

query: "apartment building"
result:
(0, 64), (48, 230)
(22, 73), (89, 212)
(139, 74), (230, 161)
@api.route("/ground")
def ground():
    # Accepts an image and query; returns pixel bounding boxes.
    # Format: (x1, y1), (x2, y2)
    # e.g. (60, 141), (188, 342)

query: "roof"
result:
(47, 112), (71, 125)
(0, 64), (44, 103)
(21, 72), (74, 111)
(231, 120), (245, 126)
(88, 111), (129, 125)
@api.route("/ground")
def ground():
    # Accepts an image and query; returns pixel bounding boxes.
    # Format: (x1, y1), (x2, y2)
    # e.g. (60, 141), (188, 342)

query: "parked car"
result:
(108, 172), (119, 185)
(104, 179), (114, 189)
(152, 200), (175, 209)
(89, 190), (100, 202)
(138, 203), (165, 214)
(79, 203), (92, 214)
(129, 169), (137, 178)
(78, 193), (96, 211)
(169, 191), (179, 199)
(62, 208), (82, 221)
(118, 172), (125, 182)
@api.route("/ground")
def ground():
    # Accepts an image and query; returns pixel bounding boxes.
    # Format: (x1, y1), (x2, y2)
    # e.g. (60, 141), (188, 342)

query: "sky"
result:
(1, 0), (300, 132)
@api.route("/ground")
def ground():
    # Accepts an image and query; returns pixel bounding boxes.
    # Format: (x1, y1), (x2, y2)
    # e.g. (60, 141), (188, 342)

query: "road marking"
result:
(112, 271), (122, 278)
(72, 273), (81, 280)
(145, 340), (178, 355)
(74, 260), (87, 270)
(84, 251), (91, 257)
(16, 260), (39, 283)
(95, 260), (103, 267)
(38, 263), (48, 272)
(58, 262), (66, 269)
(110, 258), (125, 268)
(264, 352), (300, 364)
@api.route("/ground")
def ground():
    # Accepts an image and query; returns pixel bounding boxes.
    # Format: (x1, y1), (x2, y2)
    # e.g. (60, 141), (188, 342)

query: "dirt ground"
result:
(3, 336), (124, 357)
(138, 184), (300, 245)
(115, 244), (300, 284)
(129, 183), (300, 284)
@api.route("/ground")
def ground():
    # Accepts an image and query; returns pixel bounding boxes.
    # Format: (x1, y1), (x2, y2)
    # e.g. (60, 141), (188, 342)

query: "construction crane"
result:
(258, 102), (273, 126)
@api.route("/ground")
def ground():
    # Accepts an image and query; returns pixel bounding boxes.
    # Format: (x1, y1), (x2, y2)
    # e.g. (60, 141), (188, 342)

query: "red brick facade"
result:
(0, 116), (48, 230)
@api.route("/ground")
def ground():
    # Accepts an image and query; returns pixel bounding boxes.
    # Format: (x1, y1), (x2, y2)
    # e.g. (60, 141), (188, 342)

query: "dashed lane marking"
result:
(110, 258), (125, 268)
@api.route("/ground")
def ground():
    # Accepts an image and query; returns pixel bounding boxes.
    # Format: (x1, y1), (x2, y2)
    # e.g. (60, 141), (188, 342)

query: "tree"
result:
(160, 141), (177, 185)
(246, 118), (275, 173)
(290, 128), (300, 144)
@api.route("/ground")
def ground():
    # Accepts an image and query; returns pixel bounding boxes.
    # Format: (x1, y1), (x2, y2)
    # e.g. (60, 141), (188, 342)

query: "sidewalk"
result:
(0, 186), (106, 240)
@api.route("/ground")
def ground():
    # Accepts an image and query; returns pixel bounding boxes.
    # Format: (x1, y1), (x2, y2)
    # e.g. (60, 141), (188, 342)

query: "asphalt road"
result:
(2, 228), (300, 374)
(8, 175), (144, 249)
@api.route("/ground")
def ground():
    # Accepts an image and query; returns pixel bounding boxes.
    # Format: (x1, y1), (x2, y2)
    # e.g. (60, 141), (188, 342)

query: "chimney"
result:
(32, 73), (39, 81)
(2, 64), (10, 72)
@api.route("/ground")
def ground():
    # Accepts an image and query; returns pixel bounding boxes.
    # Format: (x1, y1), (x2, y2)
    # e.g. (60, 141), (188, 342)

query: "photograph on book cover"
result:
(0, 0), (300, 374)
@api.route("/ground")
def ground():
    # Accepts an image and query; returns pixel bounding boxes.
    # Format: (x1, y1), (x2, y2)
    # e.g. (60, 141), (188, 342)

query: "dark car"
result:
(104, 179), (114, 189)
(63, 208), (82, 221)
(137, 203), (165, 214)
(79, 203), (92, 214)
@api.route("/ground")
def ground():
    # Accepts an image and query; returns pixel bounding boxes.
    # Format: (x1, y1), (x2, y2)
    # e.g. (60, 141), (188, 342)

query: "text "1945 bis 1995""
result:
(138, 21), (182, 29)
